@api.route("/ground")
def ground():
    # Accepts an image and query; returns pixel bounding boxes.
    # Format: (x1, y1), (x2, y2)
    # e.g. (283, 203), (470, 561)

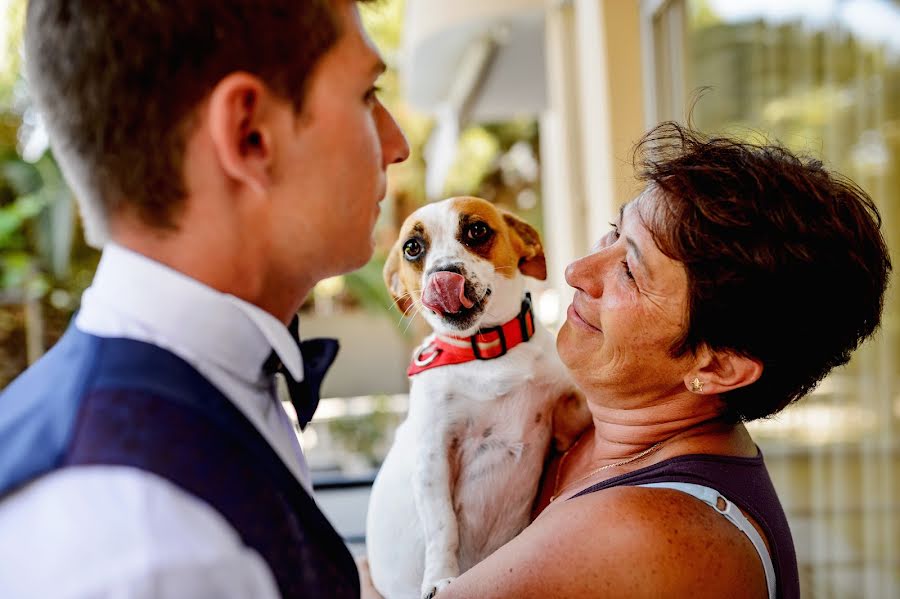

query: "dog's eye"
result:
(464, 222), (491, 245)
(403, 239), (423, 259)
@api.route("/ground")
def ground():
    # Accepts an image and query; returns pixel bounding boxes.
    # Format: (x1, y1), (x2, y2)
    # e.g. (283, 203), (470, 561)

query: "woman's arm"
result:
(436, 486), (768, 599)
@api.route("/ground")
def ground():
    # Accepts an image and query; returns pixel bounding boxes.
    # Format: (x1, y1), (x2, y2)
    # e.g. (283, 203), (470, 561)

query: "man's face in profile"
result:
(266, 0), (409, 283)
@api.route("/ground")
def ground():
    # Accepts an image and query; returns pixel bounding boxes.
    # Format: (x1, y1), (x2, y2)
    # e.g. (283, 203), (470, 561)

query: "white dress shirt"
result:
(0, 243), (317, 599)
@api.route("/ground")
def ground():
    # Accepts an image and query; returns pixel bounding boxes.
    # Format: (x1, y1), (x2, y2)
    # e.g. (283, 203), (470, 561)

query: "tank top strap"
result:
(639, 481), (776, 599)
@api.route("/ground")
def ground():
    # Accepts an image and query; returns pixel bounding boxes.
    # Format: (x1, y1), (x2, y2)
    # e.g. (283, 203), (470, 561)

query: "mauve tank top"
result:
(571, 450), (800, 599)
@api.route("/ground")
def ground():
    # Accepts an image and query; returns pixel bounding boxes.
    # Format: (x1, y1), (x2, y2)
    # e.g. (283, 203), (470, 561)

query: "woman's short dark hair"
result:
(25, 0), (369, 232)
(634, 122), (892, 421)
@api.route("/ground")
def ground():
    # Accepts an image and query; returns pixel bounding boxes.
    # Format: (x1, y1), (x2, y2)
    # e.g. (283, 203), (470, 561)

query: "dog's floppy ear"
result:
(383, 240), (414, 315)
(503, 212), (547, 280)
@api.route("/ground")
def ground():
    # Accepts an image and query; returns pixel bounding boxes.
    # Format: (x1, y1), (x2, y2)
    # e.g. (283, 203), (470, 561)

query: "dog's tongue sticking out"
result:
(422, 271), (475, 316)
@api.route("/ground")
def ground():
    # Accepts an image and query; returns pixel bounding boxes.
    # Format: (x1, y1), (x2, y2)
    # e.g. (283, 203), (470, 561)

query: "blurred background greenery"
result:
(0, 0), (98, 384)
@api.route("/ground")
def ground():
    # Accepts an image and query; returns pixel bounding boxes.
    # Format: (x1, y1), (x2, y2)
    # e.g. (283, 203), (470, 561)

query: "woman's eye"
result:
(621, 260), (635, 282)
(403, 239), (422, 259)
(465, 222), (491, 244)
(605, 222), (635, 283)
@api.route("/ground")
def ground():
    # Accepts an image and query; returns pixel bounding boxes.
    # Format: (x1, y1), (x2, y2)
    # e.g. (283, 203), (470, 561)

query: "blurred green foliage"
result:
(0, 0), (99, 386)
(325, 395), (403, 467)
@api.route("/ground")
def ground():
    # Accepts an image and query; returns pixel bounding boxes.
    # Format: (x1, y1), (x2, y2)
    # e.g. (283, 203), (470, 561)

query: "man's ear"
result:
(206, 72), (279, 197)
(685, 346), (763, 395)
(383, 241), (414, 315)
(502, 212), (547, 280)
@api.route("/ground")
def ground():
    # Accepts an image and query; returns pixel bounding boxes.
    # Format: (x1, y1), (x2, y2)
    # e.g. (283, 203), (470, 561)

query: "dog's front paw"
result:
(422, 577), (455, 598)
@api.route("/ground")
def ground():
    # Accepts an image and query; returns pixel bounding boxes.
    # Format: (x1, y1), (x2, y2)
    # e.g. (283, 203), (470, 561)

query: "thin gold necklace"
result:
(550, 434), (665, 503)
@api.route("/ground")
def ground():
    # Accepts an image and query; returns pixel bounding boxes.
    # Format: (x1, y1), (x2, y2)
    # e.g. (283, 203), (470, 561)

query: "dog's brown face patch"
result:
(451, 198), (518, 279)
(456, 211), (497, 261)
(451, 197), (545, 280)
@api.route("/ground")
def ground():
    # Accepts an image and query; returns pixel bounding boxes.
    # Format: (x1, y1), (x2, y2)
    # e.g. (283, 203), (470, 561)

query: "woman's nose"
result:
(565, 251), (607, 297)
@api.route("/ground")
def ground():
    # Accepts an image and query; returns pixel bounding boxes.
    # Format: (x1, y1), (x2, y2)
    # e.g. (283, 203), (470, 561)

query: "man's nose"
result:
(377, 102), (410, 167)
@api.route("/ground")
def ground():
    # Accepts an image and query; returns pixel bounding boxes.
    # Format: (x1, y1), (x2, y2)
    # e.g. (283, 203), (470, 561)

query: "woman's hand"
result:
(356, 555), (384, 599)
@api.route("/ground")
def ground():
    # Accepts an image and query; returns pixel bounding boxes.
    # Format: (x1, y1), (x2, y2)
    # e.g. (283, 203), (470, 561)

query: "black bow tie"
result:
(263, 315), (339, 430)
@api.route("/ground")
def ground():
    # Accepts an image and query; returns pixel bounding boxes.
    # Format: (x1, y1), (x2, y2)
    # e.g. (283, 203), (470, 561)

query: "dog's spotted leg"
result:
(413, 404), (460, 598)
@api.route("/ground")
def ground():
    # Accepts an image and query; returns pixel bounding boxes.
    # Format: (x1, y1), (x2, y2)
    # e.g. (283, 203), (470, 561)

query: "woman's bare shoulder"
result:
(438, 486), (767, 599)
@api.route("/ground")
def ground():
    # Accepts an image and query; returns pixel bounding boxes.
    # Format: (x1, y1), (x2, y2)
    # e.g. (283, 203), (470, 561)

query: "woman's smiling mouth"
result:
(567, 297), (601, 332)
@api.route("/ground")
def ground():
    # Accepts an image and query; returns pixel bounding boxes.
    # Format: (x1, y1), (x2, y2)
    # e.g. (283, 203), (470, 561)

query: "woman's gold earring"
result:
(690, 377), (704, 393)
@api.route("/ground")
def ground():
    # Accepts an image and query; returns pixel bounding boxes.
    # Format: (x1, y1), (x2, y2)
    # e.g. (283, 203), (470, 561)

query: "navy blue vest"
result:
(0, 325), (359, 598)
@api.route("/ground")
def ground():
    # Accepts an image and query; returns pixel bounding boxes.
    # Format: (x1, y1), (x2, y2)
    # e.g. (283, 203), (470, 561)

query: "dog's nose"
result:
(427, 263), (464, 277)
(422, 271), (474, 315)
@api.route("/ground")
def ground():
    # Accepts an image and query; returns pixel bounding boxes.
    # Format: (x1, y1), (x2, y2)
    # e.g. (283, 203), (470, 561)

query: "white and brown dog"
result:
(366, 197), (588, 599)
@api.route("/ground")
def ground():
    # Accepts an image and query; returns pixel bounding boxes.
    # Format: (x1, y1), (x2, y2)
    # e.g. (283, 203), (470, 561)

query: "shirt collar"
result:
(81, 243), (304, 382)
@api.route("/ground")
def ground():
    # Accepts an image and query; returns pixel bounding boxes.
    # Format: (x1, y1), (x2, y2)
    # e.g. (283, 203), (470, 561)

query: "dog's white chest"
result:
(366, 335), (571, 598)
(444, 389), (554, 567)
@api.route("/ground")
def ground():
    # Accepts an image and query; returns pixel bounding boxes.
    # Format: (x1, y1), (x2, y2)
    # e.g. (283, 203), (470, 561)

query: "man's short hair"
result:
(634, 122), (892, 421)
(25, 0), (360, 246)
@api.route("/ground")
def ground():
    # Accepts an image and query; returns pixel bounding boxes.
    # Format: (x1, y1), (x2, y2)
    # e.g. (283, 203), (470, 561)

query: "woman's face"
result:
(557, 191), (695, 401)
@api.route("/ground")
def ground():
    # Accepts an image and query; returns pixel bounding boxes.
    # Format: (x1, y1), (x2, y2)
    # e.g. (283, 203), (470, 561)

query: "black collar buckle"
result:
(471, 292), (533, 361)
(471, 324), (507, 360)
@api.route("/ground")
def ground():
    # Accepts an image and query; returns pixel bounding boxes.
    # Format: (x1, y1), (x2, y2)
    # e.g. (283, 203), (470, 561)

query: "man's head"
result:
(25, 0), (408, 311)
(24, 0), (329, 243)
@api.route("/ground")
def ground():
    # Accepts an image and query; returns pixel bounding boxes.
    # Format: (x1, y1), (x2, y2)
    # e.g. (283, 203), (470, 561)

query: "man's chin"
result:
(343, 239), (377, 273)
(317, 234), (377, 282)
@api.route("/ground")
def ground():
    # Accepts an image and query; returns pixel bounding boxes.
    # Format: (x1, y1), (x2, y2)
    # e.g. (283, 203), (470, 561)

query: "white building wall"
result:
(541, 0), (646, 322)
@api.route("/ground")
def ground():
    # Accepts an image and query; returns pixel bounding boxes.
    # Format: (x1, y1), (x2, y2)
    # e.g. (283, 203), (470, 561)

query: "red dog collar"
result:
(408, 293), (536, 377)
